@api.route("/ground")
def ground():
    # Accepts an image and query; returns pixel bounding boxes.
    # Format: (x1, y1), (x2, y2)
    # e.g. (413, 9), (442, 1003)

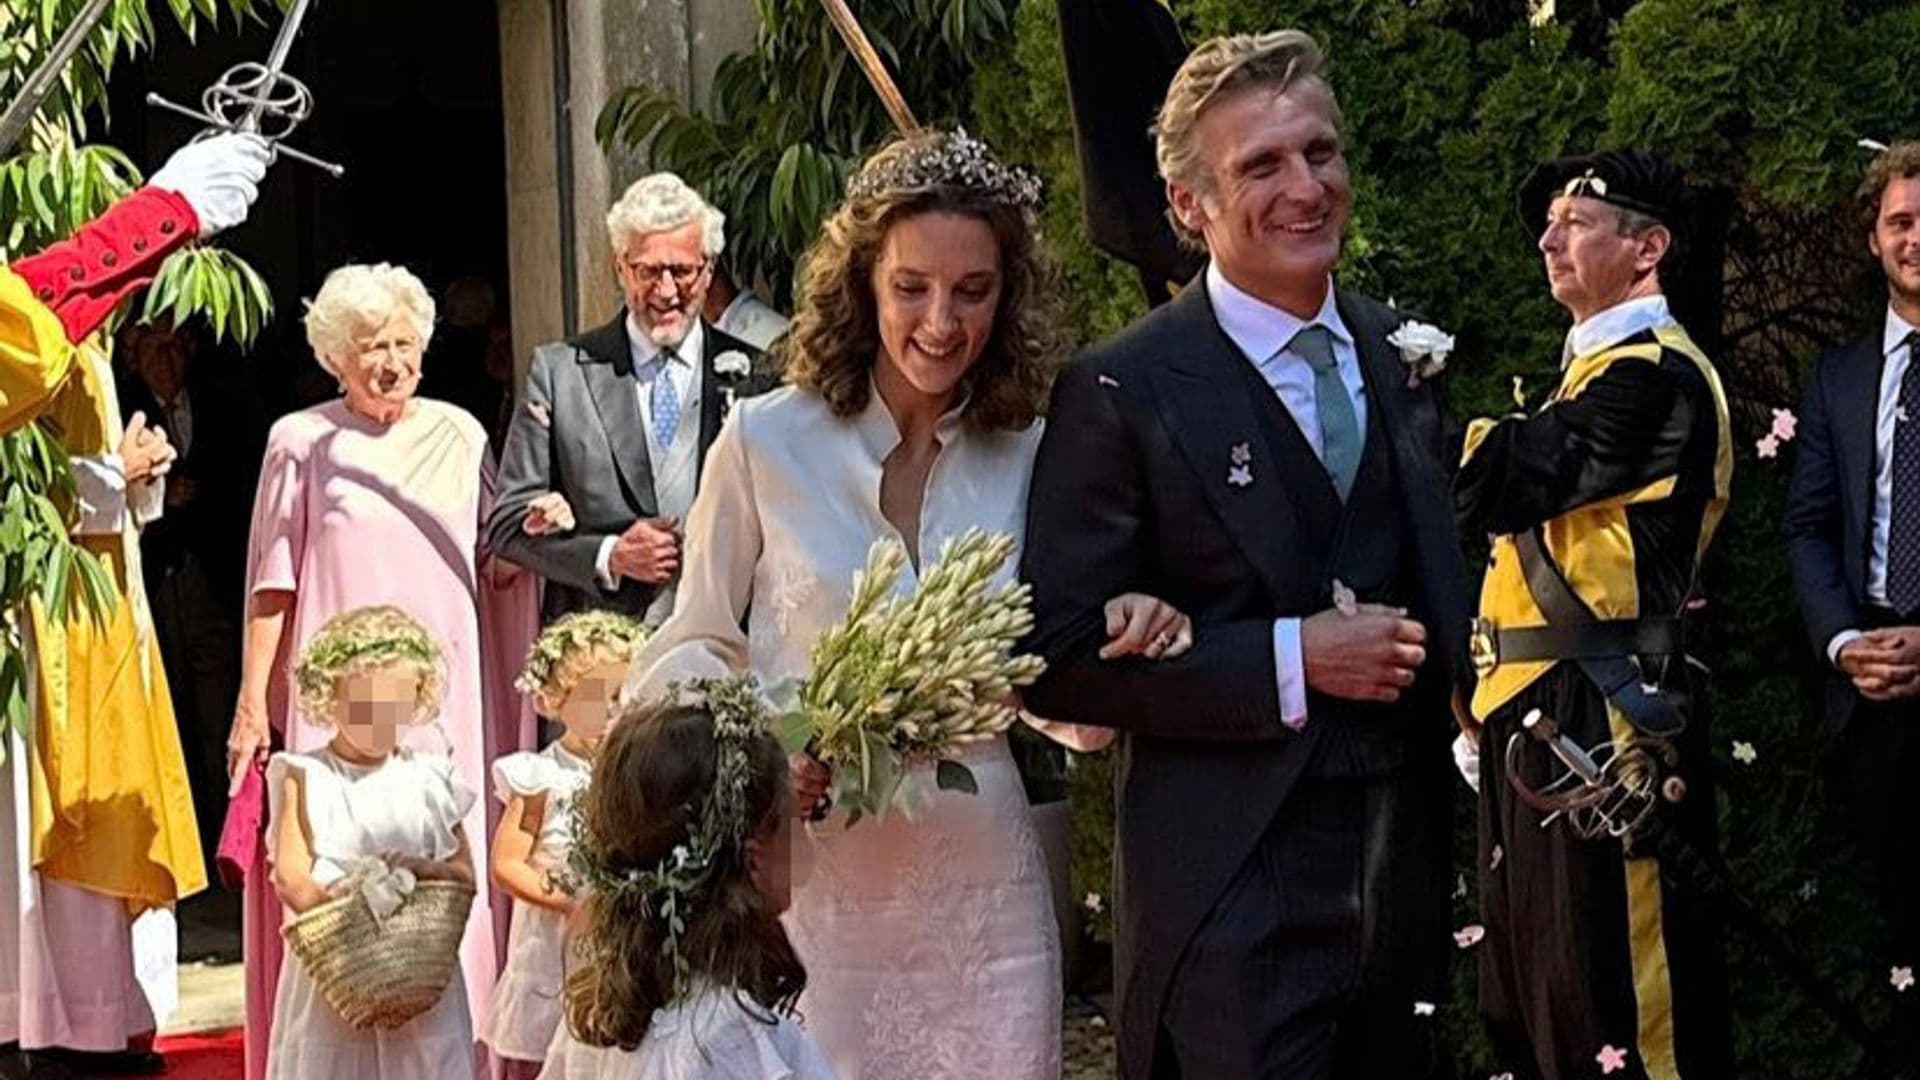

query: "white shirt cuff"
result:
(1274, 617), (1308, 730)
(595, 535), (619, 592)
(70, 453), (129, 536)
(1828, 628), (1864, 668)
(131, 476), (165, 526)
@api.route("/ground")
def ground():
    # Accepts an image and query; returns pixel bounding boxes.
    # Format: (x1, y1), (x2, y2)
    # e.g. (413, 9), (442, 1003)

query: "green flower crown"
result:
(514, 610), (650, 701)
(293, 608), (443, 723)
(568, 675), (766, 994)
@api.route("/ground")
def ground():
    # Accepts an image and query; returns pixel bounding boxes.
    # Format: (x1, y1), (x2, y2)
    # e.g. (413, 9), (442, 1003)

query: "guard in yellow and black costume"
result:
(1454, 149), (1736, 1080)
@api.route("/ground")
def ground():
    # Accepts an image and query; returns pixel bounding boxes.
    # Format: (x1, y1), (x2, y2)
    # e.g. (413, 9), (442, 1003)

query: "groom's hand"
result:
(610, 516), (681, 584)
(1300, 604), (1427, 703)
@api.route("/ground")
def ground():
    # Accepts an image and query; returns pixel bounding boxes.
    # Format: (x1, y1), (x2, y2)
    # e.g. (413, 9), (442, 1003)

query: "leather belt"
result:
(1480, 617), (1682, 666)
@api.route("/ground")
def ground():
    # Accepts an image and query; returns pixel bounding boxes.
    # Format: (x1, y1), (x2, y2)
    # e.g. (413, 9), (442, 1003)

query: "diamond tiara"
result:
(844, 128), (1043, 211)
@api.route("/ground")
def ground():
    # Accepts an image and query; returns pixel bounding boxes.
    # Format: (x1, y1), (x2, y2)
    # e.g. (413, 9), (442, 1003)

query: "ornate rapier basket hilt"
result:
(144, 0), (344, 177)
(1504, 708), (1683, 841)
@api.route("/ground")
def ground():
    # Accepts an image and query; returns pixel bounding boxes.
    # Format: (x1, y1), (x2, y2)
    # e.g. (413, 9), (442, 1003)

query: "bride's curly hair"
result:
(776, 130), (1066, 432)
(562, 698), (802, 1049)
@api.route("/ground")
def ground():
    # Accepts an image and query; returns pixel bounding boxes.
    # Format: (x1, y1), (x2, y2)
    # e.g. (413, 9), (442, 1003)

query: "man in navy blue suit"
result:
(1783, 140), (1920, 1062)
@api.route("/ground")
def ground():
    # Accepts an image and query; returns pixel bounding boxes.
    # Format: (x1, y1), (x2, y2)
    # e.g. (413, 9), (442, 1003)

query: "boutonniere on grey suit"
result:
(714, 349), (752, 413)
(1386, 319), (1455, 388)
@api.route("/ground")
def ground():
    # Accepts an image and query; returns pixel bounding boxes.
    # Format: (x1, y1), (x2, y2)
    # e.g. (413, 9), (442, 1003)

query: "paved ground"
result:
(170, 889), (1124, 1077)
(1064, 994), (1118, 1079)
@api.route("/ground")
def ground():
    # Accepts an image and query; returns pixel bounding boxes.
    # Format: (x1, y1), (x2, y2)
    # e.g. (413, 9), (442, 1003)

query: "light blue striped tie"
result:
(647, 351), (682, 447)
(1289, 324), (1360, 499)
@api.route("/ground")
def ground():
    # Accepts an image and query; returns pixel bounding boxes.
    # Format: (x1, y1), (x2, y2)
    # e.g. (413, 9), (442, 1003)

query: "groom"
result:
(1022, 30), (1470, 1080)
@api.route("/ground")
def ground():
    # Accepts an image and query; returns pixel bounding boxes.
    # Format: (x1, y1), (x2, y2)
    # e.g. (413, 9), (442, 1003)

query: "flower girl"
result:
(482, 611), (648, 1077)
(541, 679), (839, 1079)
(265, 605), (478, 1078)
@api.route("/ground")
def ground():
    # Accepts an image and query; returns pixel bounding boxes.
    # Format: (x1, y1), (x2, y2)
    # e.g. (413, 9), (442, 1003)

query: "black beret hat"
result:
(1517, 148), (1694, 240)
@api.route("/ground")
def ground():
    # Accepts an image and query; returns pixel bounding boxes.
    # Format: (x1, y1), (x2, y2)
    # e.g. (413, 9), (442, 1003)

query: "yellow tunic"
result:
(0, 266), (79, 436)
(1461, 323), (1733, 721)
(2, 271), (204, 910)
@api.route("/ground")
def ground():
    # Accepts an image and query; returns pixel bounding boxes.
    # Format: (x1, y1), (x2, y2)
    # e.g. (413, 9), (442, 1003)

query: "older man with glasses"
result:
(490, 173), (776, 625)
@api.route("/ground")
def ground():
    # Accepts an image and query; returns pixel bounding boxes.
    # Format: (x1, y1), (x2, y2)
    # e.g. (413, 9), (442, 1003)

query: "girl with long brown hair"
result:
(542, 680), (836, 1079)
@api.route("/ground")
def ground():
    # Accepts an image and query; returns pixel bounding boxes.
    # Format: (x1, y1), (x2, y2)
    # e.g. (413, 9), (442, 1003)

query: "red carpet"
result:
(153, 1029), (242, 1080)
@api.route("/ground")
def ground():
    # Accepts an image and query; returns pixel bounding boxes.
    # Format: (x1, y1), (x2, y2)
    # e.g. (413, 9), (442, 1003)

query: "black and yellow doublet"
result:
(1456, 321), (1735, 1080)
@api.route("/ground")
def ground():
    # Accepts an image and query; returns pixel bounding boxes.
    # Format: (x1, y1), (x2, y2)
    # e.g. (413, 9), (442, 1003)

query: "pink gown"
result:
(239, 398), (537, 1080)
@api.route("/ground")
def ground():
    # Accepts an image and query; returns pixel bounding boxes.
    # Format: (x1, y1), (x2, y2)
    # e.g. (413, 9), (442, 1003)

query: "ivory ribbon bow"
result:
(333, 857), (419, 924)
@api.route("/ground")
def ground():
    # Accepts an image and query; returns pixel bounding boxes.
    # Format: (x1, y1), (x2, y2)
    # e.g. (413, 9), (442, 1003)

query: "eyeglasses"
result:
(623, 259), (710, 289)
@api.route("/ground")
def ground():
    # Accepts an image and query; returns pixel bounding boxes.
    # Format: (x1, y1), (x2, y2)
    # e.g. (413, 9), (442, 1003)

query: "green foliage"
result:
(970, 0), (1920, 1073)
(596, 0), (1016, 299)
(141, 245), (274, 347)
(969, 0), (1145, 348)
(0, 0), (279, 748)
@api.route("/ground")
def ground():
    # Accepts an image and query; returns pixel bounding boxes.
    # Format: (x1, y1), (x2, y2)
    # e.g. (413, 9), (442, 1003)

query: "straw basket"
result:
(282, 879), (474, 1030)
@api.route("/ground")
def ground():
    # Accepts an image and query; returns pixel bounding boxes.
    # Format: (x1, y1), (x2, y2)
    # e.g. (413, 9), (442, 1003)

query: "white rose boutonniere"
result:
(713, 350), (754, 414)
(1386, 320), (1455, 388)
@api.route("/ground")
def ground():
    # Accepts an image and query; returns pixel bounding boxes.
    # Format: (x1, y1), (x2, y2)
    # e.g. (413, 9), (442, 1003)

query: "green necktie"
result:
(1289, 323), (1360, 499)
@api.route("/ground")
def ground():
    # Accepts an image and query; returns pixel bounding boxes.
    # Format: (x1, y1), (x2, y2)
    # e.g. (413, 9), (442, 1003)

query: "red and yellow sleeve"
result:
(0, 187), (199, 434)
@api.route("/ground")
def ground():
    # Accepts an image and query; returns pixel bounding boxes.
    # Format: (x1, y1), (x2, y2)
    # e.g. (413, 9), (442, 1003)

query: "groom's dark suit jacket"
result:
(1022, 281), (1470, 1075)
(1784, 329), (1903, 735)
(488, 310), (774, 621)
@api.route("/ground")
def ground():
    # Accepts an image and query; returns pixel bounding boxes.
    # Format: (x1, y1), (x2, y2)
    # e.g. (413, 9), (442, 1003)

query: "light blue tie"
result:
(647, 351), (683, 447)
(1289, 324), (1361, 499)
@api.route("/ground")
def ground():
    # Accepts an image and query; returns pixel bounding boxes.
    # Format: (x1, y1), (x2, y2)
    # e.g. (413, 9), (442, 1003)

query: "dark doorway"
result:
(105, 0), (511, 964)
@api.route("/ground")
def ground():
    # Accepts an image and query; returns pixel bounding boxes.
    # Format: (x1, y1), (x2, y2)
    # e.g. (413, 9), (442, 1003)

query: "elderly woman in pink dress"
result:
(224, 263), (536, 1079)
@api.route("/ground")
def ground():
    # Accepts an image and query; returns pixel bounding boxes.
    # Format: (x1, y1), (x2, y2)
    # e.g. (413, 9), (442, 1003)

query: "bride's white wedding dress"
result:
(627, 385), (1065, 1079)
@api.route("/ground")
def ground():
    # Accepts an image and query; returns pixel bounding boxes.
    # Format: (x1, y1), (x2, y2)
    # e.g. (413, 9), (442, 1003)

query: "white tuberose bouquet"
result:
(775, 528), (1046, 826)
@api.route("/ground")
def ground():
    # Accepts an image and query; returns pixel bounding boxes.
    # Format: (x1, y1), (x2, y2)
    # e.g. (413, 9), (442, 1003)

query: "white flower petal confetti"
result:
(1732, 741), (1757, 765)
(1453, 924), (1486, 949)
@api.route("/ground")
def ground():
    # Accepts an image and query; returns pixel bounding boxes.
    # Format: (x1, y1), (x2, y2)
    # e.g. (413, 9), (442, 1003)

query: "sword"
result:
(0, 0), (118, 158)
(1507, 709), (1914, 1078)
(145, 0), (344, 177)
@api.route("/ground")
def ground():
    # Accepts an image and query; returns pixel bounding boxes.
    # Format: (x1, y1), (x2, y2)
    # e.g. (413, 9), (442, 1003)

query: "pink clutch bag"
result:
(216, 763), (265, 891)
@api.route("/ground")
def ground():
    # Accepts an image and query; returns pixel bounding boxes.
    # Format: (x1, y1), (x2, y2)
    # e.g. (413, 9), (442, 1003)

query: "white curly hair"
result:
(303, 262), (438, 375)
(604, 172), (726, 260)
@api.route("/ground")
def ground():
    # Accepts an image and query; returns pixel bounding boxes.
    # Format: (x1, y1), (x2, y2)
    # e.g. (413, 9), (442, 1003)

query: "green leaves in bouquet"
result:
(792, 528), (1044, 823)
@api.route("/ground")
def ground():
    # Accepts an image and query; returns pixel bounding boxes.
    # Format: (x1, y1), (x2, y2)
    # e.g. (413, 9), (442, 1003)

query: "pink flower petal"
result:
(1771, 407), (1798, 442)
(1453, 924), (1487, 949)
(1596, 1045), (1630, 1073)
(1756, 433), (1780, 459)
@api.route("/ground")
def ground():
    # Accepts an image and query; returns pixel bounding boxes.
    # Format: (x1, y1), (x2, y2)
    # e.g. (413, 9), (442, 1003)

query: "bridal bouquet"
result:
(776, 528), (1046, 826)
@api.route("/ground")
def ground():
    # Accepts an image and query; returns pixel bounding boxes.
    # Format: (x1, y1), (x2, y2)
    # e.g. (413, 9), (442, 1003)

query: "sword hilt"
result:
(145, 91), (344, 178)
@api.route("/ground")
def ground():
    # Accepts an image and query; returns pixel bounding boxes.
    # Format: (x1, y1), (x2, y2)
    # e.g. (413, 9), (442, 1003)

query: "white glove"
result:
(1452, 731), (1482, 793)
(147, 132), (274, 237)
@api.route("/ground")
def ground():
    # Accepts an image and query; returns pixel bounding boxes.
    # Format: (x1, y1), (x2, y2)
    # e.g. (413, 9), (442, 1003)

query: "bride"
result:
(624, 129), (1193, 1079)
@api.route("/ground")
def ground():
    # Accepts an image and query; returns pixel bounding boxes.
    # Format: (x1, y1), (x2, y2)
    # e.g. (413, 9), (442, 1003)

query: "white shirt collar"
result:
(625, 313), (704, 371)
(854, 375), (970, 461)
(1205, 262), (1351, 364)
(1883, 305), (1920, 357)
(1565, 294), (1674, 362)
